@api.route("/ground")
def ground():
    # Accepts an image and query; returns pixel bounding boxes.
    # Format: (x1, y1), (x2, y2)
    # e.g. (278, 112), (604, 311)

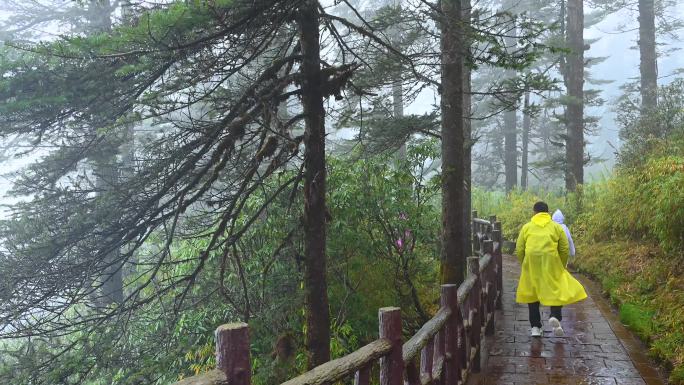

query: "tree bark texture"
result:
(297, 0), (331, 369)
(392, 0), (407, 159)
(565, 0), (584, 192)
(393, 79), (406, 159)
(88, 0), (112, 31)
(638, 0), (657, 112)
(463, 0), (473, 259)
(521, 91), (530, 190)
(89, 0), (123, 306)
(440, 0), (467, 285)
(95, 153), (124, 305)
(503, 107), (517, 192)
(503, 34), (517, 192)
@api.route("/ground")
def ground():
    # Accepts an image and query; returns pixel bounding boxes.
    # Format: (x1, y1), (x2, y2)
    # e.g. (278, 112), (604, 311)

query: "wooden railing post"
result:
(432, 327), (445, 384)
(488, 215), (496, 232)
(471, 210), (478, 253)
(483, 239), (493, 255)
(420, 337), (434, 384)
(406, 362), (420, 385)
(379, 307), (403, 385)
(483, 240), (495, 336)
(441, 284), (460, 385)
(467, 257), (482, 373)
(456, 303), (468, 380)
(493, 222), (503, 310)
(354, 365), (370, 385)
(216, 323), (251, 385)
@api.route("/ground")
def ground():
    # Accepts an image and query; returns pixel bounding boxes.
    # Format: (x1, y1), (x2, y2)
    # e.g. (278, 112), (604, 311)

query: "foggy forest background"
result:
(0, 1), (683, 384)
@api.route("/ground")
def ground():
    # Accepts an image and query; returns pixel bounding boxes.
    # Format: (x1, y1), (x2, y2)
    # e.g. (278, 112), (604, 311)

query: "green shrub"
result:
(574, 241), (684, 384)
(579, 141), (684, 255)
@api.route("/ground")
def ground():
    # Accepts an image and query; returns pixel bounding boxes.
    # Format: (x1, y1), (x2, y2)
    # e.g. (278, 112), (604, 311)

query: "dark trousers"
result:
(528, 302), (562, 328)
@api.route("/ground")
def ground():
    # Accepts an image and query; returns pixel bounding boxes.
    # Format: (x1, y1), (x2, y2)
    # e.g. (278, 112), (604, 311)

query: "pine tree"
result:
(440, 0), (467, 285)
(564, 0), (584, 191)
(297, 0), (331, 368)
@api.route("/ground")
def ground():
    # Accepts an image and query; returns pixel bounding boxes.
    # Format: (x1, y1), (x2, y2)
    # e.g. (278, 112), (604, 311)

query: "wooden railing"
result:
(172, 216), (504, 385)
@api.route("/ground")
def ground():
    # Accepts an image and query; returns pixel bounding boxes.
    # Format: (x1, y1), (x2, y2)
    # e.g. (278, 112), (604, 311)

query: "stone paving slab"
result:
(468, 254), (665, 385)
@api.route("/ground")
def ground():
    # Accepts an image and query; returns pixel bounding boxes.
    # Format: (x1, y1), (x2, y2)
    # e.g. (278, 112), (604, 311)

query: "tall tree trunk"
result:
(503, 3), (517, 192)
(565, 0), (584, 192)
(95, 152), (124, 305)
(463, 0), (473, 258)
(440, 0), (466, 285)
(521, 91), (530, 190)
(503, 103), (517, 192)
(88, 0), (112, 30)
(297, 0), (331, 369)
(393, 77), (406, 158)
(638, 0), (657, 112)
(120, 0), (137, 281)
(88, 0), (123, 305)
(392, 0), (406, 159)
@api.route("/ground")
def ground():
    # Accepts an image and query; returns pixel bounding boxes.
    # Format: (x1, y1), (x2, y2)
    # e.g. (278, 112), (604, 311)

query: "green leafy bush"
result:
(573, 240), (684, 384)
(578, 137), (684, 255)
(326, 140), (442, 337)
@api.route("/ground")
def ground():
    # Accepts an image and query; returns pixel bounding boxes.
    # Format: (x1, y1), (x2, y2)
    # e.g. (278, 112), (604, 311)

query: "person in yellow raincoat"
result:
(516, 201), (587, 337)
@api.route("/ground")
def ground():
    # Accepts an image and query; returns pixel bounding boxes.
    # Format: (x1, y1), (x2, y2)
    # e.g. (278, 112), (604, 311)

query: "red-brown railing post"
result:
(406, 362), (421, 385)
(483, 240), (495, 336)
(433, 328), (445, 385)
(457, 306), (467, 380)
(481, 240), (493, 327)
(442, 284), (460, 385)
(483, 239), (493, 255)
(420, 337), (434, 384)
(216, 323), (251, 385)
(379, 307), (403, 385)
(354, 365), (370, 385)
(467, 257), (482, 373)
(493, 222), (503, 310)
(471, 210), (478, 254)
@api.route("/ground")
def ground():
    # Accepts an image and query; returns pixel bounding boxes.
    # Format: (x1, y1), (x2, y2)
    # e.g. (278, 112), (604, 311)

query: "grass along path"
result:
(572, 240), (684, 384)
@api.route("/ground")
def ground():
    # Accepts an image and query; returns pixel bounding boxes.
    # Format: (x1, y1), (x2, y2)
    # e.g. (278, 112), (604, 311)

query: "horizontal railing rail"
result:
(171, 216), (504, 385)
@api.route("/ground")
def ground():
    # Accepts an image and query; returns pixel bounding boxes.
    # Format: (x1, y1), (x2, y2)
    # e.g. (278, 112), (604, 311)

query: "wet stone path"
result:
(469, 254), (664, 385)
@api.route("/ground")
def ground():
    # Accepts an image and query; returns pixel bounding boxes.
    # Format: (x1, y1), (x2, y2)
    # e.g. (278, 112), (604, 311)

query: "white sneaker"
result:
(531, 326), (542, 337)
(549, 317), (564, 337)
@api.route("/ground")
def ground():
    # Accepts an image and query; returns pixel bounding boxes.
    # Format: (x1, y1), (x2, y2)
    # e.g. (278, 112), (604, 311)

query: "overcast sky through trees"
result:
(0, 1), (682, 207)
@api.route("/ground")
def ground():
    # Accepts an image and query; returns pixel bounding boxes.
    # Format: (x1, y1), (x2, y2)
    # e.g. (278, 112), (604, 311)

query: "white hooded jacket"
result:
(552, 209), (575, 257)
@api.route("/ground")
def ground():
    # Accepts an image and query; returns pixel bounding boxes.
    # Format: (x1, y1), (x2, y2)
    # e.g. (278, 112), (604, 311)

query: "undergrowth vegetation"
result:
(572, 129), (684, 384)
(573, 241), (684, 384)
(0, 141), (444, 385)
(576, 141), (684, 254)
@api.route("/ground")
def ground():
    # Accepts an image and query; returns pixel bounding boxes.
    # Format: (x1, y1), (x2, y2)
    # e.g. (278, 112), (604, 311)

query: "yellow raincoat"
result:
(515, 212), (587, 306)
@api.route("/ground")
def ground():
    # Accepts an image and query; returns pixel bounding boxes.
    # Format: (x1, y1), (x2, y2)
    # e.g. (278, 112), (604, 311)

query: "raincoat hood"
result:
(552, 209), (565, 224)
(531, 212), (552, 227)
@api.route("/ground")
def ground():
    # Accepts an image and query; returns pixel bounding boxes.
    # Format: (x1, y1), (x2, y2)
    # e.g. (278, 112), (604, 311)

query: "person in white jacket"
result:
(552, 209), (575, 258)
